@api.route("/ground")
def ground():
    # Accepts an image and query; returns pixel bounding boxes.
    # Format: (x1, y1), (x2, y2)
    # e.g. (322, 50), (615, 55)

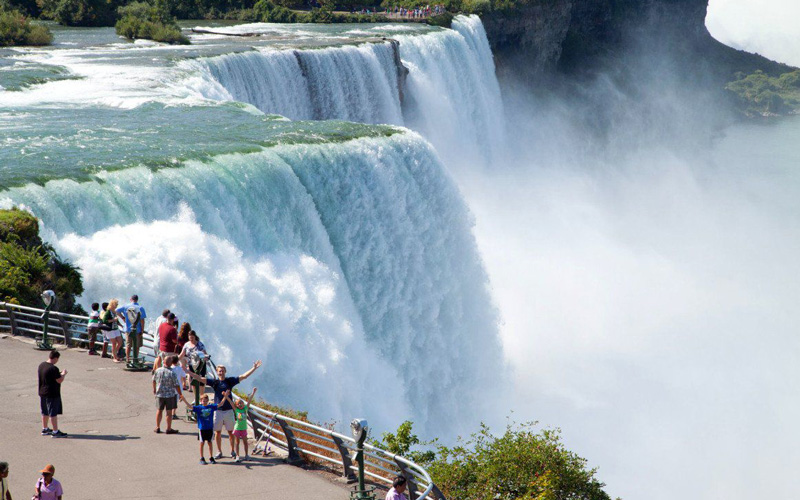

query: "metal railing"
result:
(0, 301), (446, 500)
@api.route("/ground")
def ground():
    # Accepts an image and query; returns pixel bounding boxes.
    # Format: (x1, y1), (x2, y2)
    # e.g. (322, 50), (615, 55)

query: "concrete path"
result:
(0, 335), (350, 499)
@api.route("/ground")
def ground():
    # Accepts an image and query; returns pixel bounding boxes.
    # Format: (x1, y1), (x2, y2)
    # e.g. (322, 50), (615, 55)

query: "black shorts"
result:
(198, 429), (213, 442)
(40, 396), (63, 417)
(156, 396), (177, 411)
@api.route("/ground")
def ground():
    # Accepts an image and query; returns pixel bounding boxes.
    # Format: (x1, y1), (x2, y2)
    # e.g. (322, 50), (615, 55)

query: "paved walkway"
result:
(0, 335), (350, 500)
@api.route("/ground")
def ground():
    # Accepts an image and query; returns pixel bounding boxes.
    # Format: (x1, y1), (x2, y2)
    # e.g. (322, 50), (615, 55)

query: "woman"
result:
(176, 322), (191, 354)
(101, 299), (123, 363)
(180, 330), (208, 404)
(34, 465), (62, 500)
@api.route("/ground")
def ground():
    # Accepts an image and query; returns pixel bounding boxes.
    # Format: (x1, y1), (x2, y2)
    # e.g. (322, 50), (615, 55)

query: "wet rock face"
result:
(480, 1), (573, 77)
(480, 0), (713, 78)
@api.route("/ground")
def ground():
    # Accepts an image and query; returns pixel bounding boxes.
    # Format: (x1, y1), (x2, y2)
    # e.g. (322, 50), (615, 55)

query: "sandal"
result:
(165, 429), (179, 435)
(154, 428), (162, 433)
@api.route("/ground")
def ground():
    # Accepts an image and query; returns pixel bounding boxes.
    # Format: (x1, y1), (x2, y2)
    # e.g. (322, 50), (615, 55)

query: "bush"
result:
(0, 208), (84, 314)
(726, 69), (800, 116)
(374, 420), (613, 500)
(0, 6), (52, 45)
(115, 0), (189, 44)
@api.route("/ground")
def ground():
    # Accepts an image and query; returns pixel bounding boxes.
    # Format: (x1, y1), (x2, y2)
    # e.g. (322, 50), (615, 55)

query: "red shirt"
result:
(159, 322), (178, 353)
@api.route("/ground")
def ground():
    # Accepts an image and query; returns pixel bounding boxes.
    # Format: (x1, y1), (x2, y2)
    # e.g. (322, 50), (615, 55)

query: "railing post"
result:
(273, 416), (303, 465)
(331, 434), (357, 482)
(394, 459), (419, 500)
(56, 313), (71, 347)
(430, 485), (447, 500)
(4, 304), (18, 336)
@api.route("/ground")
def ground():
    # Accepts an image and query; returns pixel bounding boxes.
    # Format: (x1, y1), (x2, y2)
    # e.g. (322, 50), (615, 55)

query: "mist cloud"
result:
(707, 0), (800, 67)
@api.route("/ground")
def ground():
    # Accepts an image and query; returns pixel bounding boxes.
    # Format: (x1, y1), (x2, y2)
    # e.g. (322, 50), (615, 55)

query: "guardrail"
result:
(0, 301), (446, 500)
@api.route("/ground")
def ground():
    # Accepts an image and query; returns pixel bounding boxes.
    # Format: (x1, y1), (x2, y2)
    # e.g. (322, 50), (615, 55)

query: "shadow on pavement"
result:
(67, 434), (141, 441)
(211, 457), (283, 469)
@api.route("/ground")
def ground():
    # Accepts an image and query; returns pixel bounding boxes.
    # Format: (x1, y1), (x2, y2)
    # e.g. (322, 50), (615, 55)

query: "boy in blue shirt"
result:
(185, 392), (225, 465)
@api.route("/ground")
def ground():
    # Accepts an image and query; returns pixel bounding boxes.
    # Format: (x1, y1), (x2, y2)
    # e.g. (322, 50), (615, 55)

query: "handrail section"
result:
(0, 301), (446, 500)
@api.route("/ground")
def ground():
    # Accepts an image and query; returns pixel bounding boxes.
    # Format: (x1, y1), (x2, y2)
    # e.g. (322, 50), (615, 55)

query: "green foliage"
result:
(372, 420), (437, 464)
(0, 208), (84, 314)
(0, 6), (51, 45)
(115, 0), (188, 44)
(232, 388), (309, 421)
(726, 69), (800, 116)
(429, 421), (611, 500)
(426, 11), (451, 27)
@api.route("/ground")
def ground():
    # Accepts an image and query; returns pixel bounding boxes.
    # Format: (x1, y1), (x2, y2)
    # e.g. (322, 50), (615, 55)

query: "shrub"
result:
(115, 0), (189, 44)
(373, 420), (613, 500)
(0, 208), (84, 314)
(0, 6), (52, 45)
(726, 69), (800, 116)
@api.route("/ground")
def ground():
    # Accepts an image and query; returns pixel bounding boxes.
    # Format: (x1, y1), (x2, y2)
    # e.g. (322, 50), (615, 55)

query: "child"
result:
(227, 387), (256, 462)
(170, 355), (187, 420)
(185, 393), (219, 465)
(87, 302), (100, 355)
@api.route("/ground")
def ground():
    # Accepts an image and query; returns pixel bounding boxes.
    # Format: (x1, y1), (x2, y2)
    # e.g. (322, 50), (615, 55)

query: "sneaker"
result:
(234, 456), (242, 463)
(199, 458), (207, 465)
(51, 430), (68, 438)
(231, 451), (237, 459)
(88, 350), (98, 356)
(244, 454), (251, 461)
(209, 457), (216, 464)
(213, 452), (222, 459)
(41, 428), (52, 435)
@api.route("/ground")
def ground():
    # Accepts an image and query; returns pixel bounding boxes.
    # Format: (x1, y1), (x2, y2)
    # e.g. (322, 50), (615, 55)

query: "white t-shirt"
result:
(153, 315), (168, 344)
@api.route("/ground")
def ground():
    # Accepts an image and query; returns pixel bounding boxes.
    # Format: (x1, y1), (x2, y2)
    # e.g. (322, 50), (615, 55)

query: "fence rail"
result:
(0, 301), (446, 500)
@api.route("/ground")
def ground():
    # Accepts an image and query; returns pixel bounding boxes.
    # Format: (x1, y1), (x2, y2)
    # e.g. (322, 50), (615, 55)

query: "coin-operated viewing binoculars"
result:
(350, 418), (375, 500)
(36, 290), (56, 350)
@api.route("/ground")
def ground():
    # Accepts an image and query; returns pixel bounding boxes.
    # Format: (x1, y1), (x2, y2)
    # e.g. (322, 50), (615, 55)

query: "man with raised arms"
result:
(186, 360), (262, 460)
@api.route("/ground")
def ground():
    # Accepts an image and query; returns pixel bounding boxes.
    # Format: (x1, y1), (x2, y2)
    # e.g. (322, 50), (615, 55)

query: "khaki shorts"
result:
(214, 409), (235, 432)
(156, 396), (177, 411)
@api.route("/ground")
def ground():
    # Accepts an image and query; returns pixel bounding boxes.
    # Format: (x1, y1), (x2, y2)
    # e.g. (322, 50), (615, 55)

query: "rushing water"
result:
(0, 16), (505, 437)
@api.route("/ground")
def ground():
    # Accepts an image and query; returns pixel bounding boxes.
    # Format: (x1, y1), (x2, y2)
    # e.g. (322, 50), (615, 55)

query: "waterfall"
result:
(1, 132), (503, 435)
(193, 42), (404, 124)
(188, 15), (505, 165)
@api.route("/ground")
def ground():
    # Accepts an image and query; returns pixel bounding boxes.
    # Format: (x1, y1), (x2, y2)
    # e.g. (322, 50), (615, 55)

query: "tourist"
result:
(231, 387), (257, 462)
(184, 392), (220, 465)
(153, 312), (178, 372)
(152, 308), (170, 359)
(179, 330), (208, 405)
(33, 465), (61, 500)
(186, 360), (263, 459)
(152, 354), (187, 434)
(86, 302), (100, 356)
(116, 294), (146, 364)
(0, 462), (10, 500)
(101, 299), (123, 363)
(176, 321), (191, 354)
(385, 476), (408, 500)
(38, 350), (67, 438)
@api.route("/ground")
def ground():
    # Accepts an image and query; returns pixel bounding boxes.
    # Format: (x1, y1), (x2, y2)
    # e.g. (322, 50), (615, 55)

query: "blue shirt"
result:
(208, 376), (240, 411)
(192, 404), (218, 430)
(116, 302), (147, 333)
